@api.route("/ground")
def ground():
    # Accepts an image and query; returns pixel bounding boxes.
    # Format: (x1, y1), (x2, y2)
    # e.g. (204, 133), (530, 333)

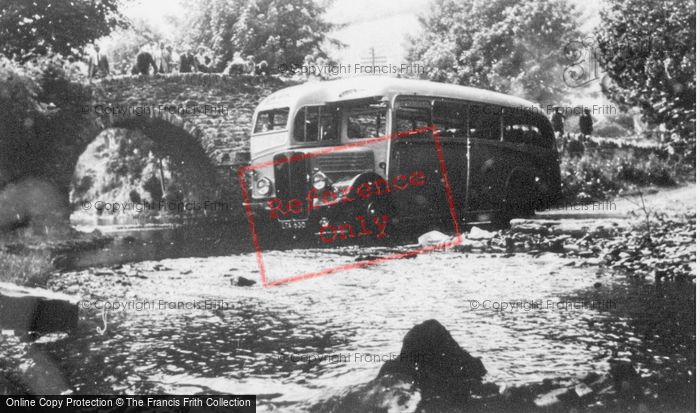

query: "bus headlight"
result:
(255, 178), (273, 196)
(312, 171), (330, 190)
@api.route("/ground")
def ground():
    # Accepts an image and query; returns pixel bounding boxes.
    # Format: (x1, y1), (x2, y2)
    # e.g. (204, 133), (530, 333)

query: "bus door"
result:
(465, 104), (507, 219)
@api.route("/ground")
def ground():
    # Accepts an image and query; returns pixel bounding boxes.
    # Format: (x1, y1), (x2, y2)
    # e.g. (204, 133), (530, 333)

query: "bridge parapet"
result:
(90, 73), (294, 166)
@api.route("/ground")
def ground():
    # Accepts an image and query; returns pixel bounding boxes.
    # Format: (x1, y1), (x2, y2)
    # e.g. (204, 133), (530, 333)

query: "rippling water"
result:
(8, 242), (695, 411)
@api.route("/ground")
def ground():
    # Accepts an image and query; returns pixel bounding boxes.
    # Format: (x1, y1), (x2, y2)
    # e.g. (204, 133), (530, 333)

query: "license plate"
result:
(280, 221), (307, 230)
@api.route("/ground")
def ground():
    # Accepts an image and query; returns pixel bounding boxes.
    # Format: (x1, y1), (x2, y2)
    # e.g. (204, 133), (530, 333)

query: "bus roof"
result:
(257, 76), (540, 111)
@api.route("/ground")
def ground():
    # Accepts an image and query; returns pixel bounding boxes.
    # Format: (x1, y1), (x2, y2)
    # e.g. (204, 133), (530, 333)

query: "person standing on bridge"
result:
(179, 47), (198, 73)
(551, 107), (564, 139)
(89, 44), (110, 78)
(579, 108), (594, 137)
(224, 52), (248, 75)
(132, 47), (158, 75)
(155, 42), (173, 73)
(195, 46), (211, 73)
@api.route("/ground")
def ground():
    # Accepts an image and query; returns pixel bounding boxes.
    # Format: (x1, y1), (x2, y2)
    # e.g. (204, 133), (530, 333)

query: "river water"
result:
(5, 227), (695, 411)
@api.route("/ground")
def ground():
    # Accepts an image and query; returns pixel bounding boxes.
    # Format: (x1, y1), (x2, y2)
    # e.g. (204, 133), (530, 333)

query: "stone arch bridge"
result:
(67, 73), (294, 215)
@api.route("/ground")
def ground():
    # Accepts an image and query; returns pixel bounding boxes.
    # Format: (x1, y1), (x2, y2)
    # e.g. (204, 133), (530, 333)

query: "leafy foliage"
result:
(0, 251), (53, 286)
(98, 18), (166, 75)
(559, 140), (690, 203)
(0, 0), (126, 58)
(143, 175), (163, 203)
(0, 55), (91, 191)
(406, 0), (580, 103)
(183, 0), (335, 69)
(596, 0), (696, 148)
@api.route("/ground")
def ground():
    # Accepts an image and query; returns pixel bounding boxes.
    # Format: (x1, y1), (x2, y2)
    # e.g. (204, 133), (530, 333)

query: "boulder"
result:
(378, 319), (486, 404)
(417, 231), (452, 246)
(0, 282), (79, 334)
(533, 387), (569, 408)
(311, 320), (486, 413)
(467, 226), (496, 240)
(234, 276), (256, 287)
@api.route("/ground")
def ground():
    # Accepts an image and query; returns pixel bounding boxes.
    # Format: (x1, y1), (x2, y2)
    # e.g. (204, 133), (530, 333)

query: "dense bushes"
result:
(0, 252), (53, 286)
(0, 56), (92, 231)
(596, 0), (696, 148)
(559, 139), (691, 203)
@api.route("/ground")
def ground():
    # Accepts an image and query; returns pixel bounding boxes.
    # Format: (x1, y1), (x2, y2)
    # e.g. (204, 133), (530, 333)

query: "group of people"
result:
(87, 42), (271, 78)
(127, 43), (218, 75)
(550, 108), (595, 157)
(223, 52), (270, 76)
(550, 107), (594, 138)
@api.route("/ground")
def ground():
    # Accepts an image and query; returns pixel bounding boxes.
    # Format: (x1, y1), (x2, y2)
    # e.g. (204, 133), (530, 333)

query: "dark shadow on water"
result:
(67, 219), (447, 269)
(564, 278), (695, 411)
(29, 298), (359, 395)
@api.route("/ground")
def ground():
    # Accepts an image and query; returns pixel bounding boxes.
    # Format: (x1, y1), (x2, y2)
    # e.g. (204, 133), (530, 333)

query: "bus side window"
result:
(469, 105), (501, 140)
(293, 108), (309, 141)
(524, 125), (539, 146)
(347, 110), (386, 139)
(503, 109), (533, 145)
(395, 107), (430, 133)
(533, 115), (556, 149)
(306, 108), (320, 141)
(432, 101), (468, 138)
(294, 106), (339, 142)
(255, 108), (289, 133)
(320, 107), (339, 141)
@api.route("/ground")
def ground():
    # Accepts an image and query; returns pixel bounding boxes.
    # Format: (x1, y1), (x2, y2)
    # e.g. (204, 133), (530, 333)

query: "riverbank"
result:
(0, 228), (112, 286)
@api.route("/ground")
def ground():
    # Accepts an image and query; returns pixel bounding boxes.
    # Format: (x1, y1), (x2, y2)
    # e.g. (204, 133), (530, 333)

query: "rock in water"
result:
(310, 320), (486, 413)
(0, 282), (79, 334)
(310, 374), (421, 413)
(234, 276), (256, 287)
(417, 231), (452, 246)
(378, 319), (486, 404)
(467, 226), (496, 240)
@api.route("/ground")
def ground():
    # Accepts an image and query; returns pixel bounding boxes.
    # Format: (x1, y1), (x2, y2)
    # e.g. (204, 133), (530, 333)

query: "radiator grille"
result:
(273, 153), (309, 220)
(314, 152), (374, 174)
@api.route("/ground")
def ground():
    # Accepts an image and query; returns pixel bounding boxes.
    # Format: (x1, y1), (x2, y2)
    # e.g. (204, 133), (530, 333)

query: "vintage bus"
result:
(245, 76), (561, 235)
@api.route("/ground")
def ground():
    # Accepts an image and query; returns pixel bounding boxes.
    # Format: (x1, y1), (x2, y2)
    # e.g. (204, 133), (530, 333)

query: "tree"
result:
(0, 0), (126, 58)
(406, 0), (580, 103)
(596, 0), (695, 146)
(143, 176), (163, 203)
(183, 0), (335, 70)
(98, 17), (165, 75)
(0, 55), (93, 228)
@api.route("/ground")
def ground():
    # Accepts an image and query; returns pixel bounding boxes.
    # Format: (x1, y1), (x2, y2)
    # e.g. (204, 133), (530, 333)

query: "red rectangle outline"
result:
(238, 126), (463, 287)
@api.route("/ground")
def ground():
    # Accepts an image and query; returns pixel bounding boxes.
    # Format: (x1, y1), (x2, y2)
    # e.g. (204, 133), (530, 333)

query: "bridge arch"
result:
(67, 73), (295, 221)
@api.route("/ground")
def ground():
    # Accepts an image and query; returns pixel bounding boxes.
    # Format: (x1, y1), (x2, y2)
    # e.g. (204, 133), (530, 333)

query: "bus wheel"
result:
(496, 177), (536, 228)
(362, 197), (395, 240)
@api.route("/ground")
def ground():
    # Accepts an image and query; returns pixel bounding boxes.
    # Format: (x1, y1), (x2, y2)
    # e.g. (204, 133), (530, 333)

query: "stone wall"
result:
(91, 73), (294, 167)
(23, 73), (297, 224)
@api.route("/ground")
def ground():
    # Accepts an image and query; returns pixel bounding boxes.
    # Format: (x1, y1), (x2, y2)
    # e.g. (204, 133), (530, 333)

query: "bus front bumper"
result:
(242, 200), (342, 231)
